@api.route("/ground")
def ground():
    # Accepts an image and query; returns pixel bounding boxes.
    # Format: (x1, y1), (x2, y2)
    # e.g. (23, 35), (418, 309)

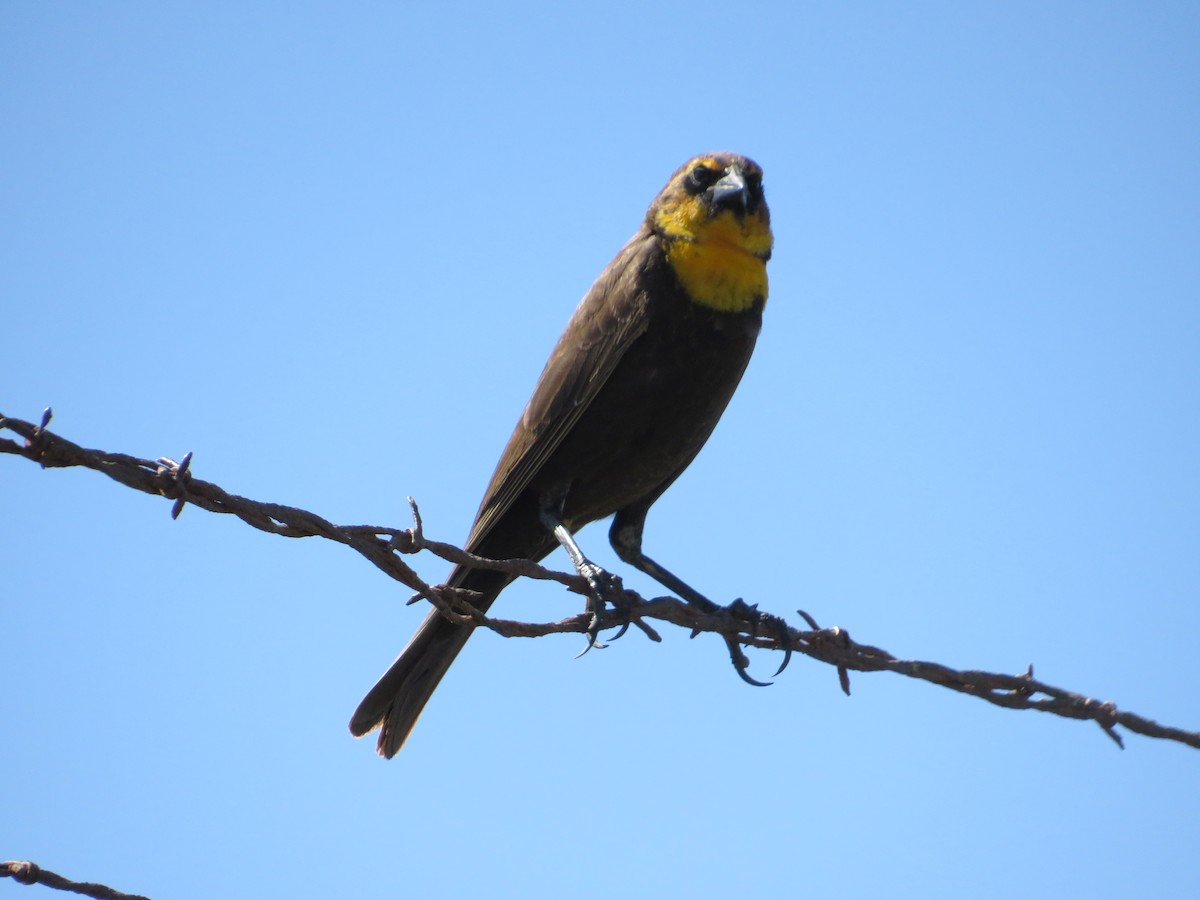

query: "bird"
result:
(350, 152), (774, 757)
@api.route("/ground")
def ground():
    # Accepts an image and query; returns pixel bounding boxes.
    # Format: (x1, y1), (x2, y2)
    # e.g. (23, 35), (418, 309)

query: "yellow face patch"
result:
(656, 200), (773, 313)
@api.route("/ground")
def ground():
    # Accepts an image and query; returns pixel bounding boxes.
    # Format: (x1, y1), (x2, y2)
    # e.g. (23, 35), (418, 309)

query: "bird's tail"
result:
(349, 566), (510, 758)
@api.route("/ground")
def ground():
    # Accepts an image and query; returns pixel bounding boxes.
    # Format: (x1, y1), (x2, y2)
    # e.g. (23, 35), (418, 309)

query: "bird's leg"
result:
(610, 509), (788, 685)
(538, 495), (622, 652)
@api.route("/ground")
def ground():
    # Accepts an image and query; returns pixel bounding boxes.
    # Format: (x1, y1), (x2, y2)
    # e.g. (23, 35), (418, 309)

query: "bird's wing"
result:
(464, 231), (654, 551)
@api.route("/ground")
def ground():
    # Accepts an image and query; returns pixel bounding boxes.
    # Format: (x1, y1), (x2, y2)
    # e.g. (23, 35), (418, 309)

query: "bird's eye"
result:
(687, 165), (720, 193)
(745, 170), (764, 199)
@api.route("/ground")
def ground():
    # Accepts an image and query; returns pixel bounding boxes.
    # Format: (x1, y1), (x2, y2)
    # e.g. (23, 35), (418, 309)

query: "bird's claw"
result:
(722, 598), (790, 685)
(725, 636), (773, 687)
(604, 581), (636, 643)
(575, 563), (623, 656)
(767, 614), (793, 677)
(604, 616), (632, 643)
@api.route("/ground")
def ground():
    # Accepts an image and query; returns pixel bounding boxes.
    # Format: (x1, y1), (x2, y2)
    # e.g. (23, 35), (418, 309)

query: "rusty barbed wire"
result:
(2, 860), (149, 900)
(3, 409), (1198, 751)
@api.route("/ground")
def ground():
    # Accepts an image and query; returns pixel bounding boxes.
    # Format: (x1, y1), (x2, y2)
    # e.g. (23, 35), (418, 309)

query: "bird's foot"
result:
(574, 562), (625, 657)
(719, 598), (791, 685)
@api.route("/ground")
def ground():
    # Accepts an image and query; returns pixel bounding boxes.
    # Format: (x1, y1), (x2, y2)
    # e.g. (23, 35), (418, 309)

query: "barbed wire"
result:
(2, 860), (148, 900)
(3, 408), (1198, 752)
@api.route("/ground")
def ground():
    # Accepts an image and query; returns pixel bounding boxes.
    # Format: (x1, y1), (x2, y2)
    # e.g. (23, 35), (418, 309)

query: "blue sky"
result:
(3, 3), (1199, 898)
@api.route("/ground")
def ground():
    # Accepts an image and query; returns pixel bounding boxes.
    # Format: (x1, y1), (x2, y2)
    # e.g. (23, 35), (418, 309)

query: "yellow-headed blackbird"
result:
(351, 152), (773, 757)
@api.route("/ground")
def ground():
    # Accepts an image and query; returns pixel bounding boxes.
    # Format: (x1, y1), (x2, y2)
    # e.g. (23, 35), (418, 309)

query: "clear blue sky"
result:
(4, 3), (1198, 898)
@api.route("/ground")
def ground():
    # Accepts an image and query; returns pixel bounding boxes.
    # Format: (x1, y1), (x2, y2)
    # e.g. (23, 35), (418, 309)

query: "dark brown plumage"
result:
(351, 153), (772, 756)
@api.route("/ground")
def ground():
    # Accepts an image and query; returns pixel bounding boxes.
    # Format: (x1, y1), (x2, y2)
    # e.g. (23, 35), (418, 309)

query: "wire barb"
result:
(155, 451), (194, 519)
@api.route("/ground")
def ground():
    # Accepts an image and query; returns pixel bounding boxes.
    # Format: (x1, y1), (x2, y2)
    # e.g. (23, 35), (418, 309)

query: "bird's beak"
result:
(708, 165), (748, 212)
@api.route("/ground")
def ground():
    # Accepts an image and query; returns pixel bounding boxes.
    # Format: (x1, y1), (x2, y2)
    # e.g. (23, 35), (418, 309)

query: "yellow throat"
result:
(656, 198), (772, 313)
